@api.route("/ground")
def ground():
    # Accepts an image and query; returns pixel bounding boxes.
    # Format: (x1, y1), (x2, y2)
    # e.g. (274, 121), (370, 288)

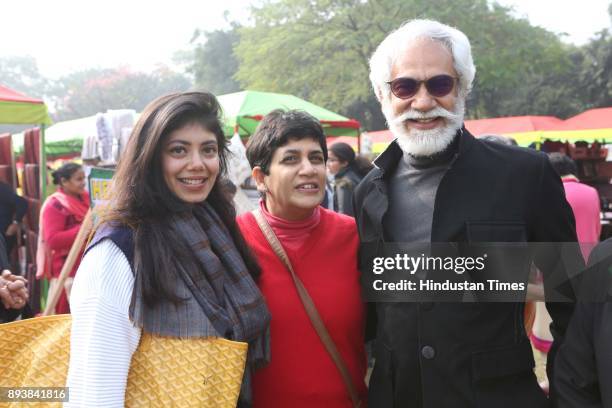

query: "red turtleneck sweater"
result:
(237, 204), (367, 407)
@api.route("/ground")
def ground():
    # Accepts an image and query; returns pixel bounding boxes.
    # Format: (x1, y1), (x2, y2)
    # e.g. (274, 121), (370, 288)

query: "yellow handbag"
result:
(0, 314), (248, 407)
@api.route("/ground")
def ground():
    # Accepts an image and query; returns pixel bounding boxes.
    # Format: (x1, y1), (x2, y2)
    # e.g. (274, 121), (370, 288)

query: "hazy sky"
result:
(2, 0), (610, 79)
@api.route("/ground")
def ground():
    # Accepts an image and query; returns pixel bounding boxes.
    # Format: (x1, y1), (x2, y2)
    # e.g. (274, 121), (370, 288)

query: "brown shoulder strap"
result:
(252, 209), (362, 407)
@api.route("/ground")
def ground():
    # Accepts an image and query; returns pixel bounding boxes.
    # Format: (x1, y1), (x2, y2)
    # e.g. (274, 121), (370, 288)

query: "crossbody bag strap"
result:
(252, 208), (362, 408)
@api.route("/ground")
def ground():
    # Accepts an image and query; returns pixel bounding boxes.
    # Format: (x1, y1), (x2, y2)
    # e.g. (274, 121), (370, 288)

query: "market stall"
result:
(540, 107), (612, 144)
(218, 90), (361, 138)
(0, 84), (52, 313)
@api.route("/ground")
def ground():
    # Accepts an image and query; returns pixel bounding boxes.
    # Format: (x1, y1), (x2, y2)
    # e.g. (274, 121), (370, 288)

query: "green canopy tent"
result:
(14, 110), (140, 160)
(0, 84), (52, 126)
(218, 90), (361, 139)
(13, 114), (97, 158)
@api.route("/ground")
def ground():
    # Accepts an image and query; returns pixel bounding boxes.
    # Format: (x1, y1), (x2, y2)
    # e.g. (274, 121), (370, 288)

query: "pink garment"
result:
(562, 177), (601, 260)
(259, 200), (321, 253)
(530, 333), (552, 354)
(36, 189), (90, 279)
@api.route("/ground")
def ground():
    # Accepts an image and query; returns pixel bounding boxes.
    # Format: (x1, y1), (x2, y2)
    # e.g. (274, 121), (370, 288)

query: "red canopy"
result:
(0, 84), (45, 104)
(356, 116), (564, 147)
(464, 115), (562, 135)
(549, 107), (612, 131)
(363, 130), (395, 143)
(328, 131), (397, 149)
(326, 136), (358, 149)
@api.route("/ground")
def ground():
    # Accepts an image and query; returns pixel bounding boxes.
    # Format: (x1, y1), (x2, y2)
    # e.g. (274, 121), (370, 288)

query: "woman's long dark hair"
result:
(102, 92), (260, 306)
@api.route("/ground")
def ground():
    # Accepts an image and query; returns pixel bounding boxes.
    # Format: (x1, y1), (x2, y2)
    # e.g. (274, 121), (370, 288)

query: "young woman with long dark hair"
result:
(66, 92), (270, 407)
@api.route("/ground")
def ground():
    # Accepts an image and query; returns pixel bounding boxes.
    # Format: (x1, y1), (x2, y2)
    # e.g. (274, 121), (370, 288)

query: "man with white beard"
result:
(353, 19), (579, 408)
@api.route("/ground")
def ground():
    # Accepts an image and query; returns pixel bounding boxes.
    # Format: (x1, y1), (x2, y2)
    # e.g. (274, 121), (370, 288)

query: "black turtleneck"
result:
(383, 133), (459, 242)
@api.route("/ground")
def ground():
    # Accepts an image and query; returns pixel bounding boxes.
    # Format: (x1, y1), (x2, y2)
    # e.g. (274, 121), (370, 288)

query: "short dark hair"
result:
(548, 152), (577, 177)
(246, 109), (327, 174)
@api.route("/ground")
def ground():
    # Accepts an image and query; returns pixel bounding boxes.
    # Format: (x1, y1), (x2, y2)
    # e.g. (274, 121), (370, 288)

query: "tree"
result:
(576, 23), (612, 109)
(503, 47), (586, 119)
(50, 67), (192, 121)
(236, 0), (401, 130)
(462, 2), (580, 118)
(189, 24), (242, 95)
(0, 56), (49, 99)
(0, 56), (50, 133)
(235, 0), (581, 129)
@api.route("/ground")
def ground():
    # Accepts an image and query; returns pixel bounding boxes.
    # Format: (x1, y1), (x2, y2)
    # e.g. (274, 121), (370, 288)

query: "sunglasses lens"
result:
(426, 75), (455, 97)
(390, 78), (418, 99)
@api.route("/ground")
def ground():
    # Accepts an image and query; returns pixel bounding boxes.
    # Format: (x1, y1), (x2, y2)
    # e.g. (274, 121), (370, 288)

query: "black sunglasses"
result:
(387, 75), (458, 99)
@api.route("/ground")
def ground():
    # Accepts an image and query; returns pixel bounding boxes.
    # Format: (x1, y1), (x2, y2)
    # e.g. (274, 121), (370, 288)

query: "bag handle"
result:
(252, 209), (362, 408)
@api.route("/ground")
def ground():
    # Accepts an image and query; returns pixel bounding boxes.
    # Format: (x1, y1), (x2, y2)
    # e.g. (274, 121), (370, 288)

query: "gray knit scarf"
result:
(129, 202), (271, 405)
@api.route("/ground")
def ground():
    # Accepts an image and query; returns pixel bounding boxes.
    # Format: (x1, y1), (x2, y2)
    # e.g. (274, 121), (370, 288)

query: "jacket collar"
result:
(373, 125), (476, 179)
(335, 165), (352, 179)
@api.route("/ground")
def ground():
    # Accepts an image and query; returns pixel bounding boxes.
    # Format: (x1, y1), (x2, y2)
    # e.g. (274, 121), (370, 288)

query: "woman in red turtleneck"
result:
(237, 110), (367, 408)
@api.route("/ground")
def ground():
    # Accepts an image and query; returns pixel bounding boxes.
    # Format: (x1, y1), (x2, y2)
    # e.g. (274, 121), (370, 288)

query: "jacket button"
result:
(421, 346), (435, 360)
(421, 302), (434, 311)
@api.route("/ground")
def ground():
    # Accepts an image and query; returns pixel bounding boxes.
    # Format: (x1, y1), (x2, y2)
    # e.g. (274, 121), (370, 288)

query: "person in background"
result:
(37, 163), (90, 314)
(549, 152), (601, 259)
(320, 178), (335, 210)
(0, 181), (27, 256)
(238, 110), (367, 407)
(529, 153), (603, 392)
(327, 142), (373, 216)
(219, 177), (238, 201)
(479, 134), (518, 146)
(0, 234), (29, 322)
(0, 234), (9, 271)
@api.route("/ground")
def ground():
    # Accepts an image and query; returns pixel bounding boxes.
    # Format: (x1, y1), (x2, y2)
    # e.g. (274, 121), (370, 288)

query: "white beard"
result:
(382, 98), (465, 157)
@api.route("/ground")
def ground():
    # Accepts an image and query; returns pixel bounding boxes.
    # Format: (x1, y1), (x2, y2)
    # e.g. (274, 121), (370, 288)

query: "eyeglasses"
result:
(387, 75), (458, 99)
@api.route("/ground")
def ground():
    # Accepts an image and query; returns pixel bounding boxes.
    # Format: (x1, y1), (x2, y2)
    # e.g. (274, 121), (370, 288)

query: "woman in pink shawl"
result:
(37, 162), (90, 314)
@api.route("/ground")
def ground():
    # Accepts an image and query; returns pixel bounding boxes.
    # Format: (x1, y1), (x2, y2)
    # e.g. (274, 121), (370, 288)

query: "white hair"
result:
(369, 19), (476, 101)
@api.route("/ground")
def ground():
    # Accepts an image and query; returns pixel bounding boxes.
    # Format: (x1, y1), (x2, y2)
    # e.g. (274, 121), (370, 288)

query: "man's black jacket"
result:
(353, 128), (578, 408)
